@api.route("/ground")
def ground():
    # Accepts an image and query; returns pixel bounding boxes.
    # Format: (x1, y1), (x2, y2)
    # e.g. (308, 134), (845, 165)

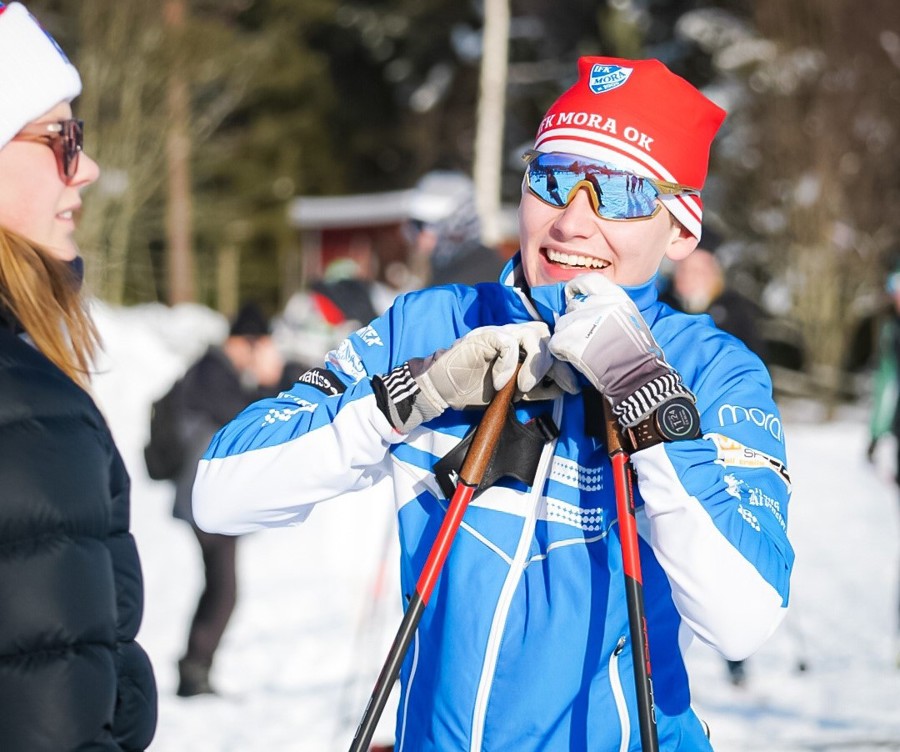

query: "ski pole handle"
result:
(414, 365), (518, 605)
(458, 368), (517, 485)
(348, 365), (520, 752)
(604, 403), (624, 454)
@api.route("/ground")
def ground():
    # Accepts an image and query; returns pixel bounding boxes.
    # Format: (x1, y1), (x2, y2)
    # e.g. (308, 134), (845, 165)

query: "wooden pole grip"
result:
(603, 399), (625, 456)
(457, 363), (520, 487)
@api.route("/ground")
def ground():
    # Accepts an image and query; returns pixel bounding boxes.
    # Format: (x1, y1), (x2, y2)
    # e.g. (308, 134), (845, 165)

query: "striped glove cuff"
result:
(373, 361), (447, 433)
(612, 372), (694, 428)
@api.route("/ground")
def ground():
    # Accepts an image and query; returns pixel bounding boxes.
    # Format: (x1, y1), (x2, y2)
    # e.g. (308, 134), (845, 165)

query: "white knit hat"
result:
(0, 2), (81, 149)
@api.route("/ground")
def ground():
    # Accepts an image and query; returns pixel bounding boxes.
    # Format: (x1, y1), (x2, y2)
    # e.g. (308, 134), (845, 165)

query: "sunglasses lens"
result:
(61, 119), (83, 179)
(527, 153), (660, 220)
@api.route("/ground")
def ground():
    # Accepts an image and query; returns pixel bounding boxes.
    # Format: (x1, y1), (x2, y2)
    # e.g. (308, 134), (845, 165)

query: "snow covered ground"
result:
(89, 302), (900, 752)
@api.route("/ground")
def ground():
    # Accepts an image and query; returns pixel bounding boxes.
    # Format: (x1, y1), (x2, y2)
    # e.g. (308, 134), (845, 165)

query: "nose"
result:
(551, 185), (599, 238)
(71, 151), (100, 188)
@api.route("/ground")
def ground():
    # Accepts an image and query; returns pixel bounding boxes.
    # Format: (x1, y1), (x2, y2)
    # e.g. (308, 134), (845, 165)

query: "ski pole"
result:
(604, 401), (660, 752)
(334, 508), (398, 744)
(348, 366), (520, 752)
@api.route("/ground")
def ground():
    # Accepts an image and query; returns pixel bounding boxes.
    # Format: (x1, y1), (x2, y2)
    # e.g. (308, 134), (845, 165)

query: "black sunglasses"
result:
(12, 118), (84, 183)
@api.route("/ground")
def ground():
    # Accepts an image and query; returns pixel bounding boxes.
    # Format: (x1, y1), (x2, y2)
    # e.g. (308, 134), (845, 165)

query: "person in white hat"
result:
(0, 4), (157, 750)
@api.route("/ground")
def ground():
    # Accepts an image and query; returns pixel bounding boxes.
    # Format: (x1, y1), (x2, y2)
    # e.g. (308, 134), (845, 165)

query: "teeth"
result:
(546, 248), (609, 269)
(58, 211), (72, 219)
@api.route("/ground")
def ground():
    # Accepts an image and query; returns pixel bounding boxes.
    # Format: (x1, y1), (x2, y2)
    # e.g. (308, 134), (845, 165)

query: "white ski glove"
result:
(374, 321), (577, 433)
(548, 272), (694, 427)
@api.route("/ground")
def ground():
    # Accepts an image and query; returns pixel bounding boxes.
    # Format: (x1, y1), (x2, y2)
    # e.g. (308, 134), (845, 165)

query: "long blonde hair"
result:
(0, 227), (99, 388)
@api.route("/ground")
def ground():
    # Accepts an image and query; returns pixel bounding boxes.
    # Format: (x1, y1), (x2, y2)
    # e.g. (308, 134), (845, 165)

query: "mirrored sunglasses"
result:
(12, 118), (84, 183)
(523, 149), (699, 221)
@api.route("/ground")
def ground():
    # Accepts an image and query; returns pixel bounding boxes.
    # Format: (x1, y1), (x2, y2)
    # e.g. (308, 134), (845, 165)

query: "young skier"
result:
(193, 56), (793, 751)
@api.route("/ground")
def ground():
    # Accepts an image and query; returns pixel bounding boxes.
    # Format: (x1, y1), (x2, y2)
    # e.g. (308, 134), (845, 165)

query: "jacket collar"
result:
(500, 251), (661, 327)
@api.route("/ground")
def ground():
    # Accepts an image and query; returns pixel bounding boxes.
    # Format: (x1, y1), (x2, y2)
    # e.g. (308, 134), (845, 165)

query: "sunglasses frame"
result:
(522, 149), (700, 222)
(12, 118), (84, 184)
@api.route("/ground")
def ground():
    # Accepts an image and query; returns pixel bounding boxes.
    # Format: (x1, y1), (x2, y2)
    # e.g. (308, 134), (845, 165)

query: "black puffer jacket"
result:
(0, 317), (157, 751)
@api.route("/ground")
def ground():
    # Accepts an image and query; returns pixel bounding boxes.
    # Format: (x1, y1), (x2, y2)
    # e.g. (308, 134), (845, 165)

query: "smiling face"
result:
(518, 180), (699, 288)
(0, 101), (99, 260)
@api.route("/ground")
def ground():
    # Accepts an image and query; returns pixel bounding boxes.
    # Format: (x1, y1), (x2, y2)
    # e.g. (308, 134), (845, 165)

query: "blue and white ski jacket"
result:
(193, 256), (794, 752)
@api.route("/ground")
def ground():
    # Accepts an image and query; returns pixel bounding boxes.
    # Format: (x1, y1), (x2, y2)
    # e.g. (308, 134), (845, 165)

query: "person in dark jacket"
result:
(664, 228), (769, 362)
(405, 171), (506, 287)
(0, 3), (157, 748)
(173, 302), (285, 697)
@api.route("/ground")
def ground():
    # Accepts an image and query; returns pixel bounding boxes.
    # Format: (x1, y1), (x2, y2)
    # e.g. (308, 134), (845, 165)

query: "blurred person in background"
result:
(405, 170), (505, 287)
(664, 227), (769, 363)
(866, 268), (900, 666)
(194, 56), (793, 751)
(273, 255), (395, 378)
(867, 270), (900, 465)
(0, 2), (157, 749)
(173, 301), (285, 696)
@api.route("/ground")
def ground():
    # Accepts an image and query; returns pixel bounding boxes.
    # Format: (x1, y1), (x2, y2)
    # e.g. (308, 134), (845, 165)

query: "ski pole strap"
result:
(433, 411), (558, 499)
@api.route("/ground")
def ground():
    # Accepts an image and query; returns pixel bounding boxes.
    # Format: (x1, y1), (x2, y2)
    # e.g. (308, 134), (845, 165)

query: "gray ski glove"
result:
(374, 321), (577, 433)
(548, 272), (694, 427)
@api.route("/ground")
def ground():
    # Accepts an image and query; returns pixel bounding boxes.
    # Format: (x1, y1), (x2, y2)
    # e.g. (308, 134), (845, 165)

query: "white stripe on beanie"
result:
(0, 2), (81, 149)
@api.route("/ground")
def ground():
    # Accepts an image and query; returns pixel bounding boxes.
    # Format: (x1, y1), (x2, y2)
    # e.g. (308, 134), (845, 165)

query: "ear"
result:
(665, 222), (699, 262)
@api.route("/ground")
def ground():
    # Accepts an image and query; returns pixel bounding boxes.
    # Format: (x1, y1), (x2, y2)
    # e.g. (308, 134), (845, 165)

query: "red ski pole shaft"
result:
(348, 366), (519, 752)
(604, 402), (660, 752)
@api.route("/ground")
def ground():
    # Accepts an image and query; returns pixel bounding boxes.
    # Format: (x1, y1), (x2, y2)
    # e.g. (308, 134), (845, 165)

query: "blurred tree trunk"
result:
(163, 0), (196, 304)
(737, 0), (900, 409)
(72, 0), (266, 306)
(216, 243), (240, 318)
(755, 2), (845, 406)
(473, 0), (510, 246)
(74, 1), (168, 304)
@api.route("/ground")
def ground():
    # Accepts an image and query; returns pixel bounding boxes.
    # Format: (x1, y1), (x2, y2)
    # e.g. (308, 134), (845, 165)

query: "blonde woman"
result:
(0, 3), (157, 750)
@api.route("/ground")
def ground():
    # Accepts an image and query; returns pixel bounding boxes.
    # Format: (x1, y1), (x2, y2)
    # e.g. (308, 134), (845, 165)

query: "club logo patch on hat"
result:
(588, 64), (633, 94)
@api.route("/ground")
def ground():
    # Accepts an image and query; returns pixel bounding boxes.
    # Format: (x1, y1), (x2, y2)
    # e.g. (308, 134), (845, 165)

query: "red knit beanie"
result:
(534, 57), (726, 239)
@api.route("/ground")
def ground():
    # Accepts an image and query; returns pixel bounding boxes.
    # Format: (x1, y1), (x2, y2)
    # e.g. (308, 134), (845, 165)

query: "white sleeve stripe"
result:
(631, 442), (787, 660)
(192, 393), (398, 535)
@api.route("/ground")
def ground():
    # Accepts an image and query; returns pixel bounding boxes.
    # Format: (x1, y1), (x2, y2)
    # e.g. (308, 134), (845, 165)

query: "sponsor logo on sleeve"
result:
(326, 339), (367, 382)
(708, 433), (791, 489)
(737, 504), (761, 532)
(724, 473), (743, 499)
(298, 367), (346, 396)
(723, 473), (787, 531)
(261, 394), (317, 426)
(717, 404), (783, 442)
(357, 325), (384, 347)
(747, 485), (786, 531)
